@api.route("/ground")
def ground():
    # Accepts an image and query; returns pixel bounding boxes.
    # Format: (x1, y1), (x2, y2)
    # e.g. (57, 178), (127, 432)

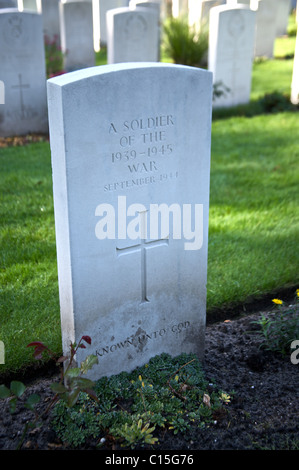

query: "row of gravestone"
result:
(6, 0), (295, 64)
(0, 4), (298, 381)
(1, 2), (298, 137)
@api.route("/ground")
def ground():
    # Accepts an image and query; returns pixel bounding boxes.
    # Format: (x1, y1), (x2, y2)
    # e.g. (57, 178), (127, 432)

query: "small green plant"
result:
(115, 416), (158, 449)
(0, 335), (98, 449)
(257, 91), (298, 114)
(162, 16), (208, 68)
(0, 380), (39, 414)
(51, 352), (231, 449)
(253, 290), (299, 355)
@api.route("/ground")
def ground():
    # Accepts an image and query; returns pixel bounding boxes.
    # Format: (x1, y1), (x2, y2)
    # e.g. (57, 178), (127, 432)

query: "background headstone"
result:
(226, 0), (250, 4)
(0, 80), (4, 104)
(131, 0), (167, 21)
(47, 62), (213, 379)
(0, 10), (48, 136)
(59, 0), (95, 72)
(200, 0), (225, 27)
(129, 1), (161, 59)
(172, 0), (188, 19)
(209, 4), (256, 108)
(251, 0), (277, 58)
(107, 6), (160, 63)
(276, 0), (292, 36)
(0, 0), (17, 7)
(97, 0), (129, 48)
(18, 0), (39, 12)
(40, 0), (60, 43)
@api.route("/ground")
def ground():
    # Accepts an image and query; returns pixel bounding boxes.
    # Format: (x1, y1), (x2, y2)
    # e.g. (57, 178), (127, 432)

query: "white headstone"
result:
(173, 0), (225, 27)
(291, 29), (299, 103)
(172, 0), (188, 18)
(209, 5), (256, 108)
(19, 0), (39, 12)
(276, 0), (291, 36)
(226, 0), (250, 4)
(131, 0), (167, 20)
(130, 0), (160, 17)
(129, 1), (161, 59)
(47, 62), (212, 379)
(107, 7), (160, 64)
(188, 0), (203, 27)
(59, 0), (94, 72)
(0, 10), (48, 136)
(251, 0), (277, 57)
(40, 0), (60, 43)
(0, 80), (4, 104)
(0, 0), (17, 7)
(200, 0), (225, 26)
(98, 0), (128, 47)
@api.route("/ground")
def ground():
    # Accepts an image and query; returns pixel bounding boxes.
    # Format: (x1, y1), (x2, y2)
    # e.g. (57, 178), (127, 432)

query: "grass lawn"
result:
(0, 24), (298, 377)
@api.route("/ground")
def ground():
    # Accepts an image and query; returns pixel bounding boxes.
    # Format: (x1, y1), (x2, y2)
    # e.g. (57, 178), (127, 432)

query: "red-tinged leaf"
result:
(82, 335), (92, 345)
(27, 341), (46, 348)
(78, 344), (86, 349)
(27, 342), (48, 360)
(56, 355), (68, 363)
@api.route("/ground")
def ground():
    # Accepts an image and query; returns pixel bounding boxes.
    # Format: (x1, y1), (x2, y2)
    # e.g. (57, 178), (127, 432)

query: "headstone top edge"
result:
(107, 5), (157, 14)
(0, 8), (40, 14)
(47, 63), (213, 87)
(211, 4), (252, 12)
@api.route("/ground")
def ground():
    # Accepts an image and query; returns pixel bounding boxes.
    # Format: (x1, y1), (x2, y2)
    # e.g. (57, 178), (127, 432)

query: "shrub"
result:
(257, 91), (298, 114)
(162, 16), (208, 68)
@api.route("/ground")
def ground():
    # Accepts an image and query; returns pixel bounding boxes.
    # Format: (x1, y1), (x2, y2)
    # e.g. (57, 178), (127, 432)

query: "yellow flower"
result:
(175, 375), (179, 382)
(272, 298), (283, 305)
(296, 289), (299, 298)
(138, 375), (142, 381)
(142, 381), (145, 388)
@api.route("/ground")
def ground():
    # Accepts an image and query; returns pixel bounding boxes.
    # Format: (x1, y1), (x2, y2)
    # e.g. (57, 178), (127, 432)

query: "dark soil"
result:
(0, 307), (298, 452)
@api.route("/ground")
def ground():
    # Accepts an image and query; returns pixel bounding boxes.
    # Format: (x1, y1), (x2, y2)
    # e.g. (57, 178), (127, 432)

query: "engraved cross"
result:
(116, 211), (169, 303)
(11, 73), (30, 119)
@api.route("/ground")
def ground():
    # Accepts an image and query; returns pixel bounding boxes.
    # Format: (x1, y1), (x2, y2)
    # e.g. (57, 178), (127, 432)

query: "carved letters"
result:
(104, 114), (178, 191)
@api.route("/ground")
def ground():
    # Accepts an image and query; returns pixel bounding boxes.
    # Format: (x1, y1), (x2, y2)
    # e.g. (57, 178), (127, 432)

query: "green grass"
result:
(251, 58), (294, 100)
(0, 19), (298, 377)
(0, 143), (61, 375)
(208, 112), (299, 308)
